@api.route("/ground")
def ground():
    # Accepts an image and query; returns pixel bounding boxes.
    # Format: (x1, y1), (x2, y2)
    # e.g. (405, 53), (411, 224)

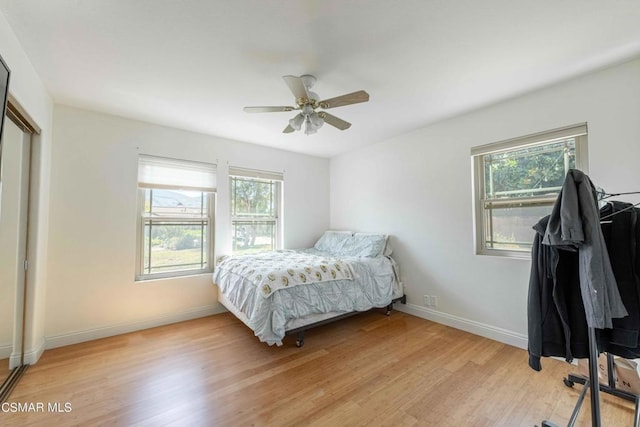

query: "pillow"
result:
(314, 230), (353, 253)
(354, 232), (392, 256)
(339, 233), (387, 257)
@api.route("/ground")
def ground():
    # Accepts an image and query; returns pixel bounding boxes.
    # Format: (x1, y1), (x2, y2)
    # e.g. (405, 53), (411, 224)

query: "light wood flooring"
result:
(1, 310), (637, 426)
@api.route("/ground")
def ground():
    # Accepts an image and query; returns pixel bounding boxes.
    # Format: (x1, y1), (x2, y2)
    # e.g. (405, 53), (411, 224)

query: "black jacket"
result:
(528, 202), (640, 371)
(599, 202), (640, 357)
(542, 169), (626, 329)
(528, 216), (589, 371)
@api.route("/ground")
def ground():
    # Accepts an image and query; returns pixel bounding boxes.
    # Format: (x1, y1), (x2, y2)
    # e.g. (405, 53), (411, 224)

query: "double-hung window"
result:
(471, 123), (588, 257)
(229, 167), (283, 255)
(136, 155), (216, 280)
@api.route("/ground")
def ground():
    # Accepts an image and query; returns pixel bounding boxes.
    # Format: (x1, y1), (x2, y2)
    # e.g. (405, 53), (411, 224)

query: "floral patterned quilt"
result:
(215, 250), (354, 297)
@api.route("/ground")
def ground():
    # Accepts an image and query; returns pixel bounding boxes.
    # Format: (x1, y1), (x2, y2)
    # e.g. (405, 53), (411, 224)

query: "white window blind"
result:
(228, 166), (284, 182)
(138, 155), (217, 192)
(470, 123), (587, 156)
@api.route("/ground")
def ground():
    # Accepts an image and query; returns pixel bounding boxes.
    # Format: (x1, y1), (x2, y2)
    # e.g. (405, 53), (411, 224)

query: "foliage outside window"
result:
(229, 167), (283, 255)
(471, 124), (588, 257)
(136, 155), (216, 280)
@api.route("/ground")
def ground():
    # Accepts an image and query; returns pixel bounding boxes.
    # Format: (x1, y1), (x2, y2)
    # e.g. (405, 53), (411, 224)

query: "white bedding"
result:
(215, 250), (355, 297)
(213, 248), (399, 346)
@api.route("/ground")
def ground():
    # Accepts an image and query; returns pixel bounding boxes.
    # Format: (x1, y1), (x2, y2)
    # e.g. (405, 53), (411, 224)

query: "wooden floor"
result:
(0, 311), (636, 426)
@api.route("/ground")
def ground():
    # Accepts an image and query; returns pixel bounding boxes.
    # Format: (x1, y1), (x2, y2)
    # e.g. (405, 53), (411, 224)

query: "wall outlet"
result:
(423, 294), (438, 307)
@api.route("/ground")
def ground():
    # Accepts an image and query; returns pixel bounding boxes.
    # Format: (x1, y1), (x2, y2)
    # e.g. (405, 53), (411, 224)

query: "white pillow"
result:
(314, 230), (353, 253)
(353, 232), (392, 256)
(339, 233), (387, 257)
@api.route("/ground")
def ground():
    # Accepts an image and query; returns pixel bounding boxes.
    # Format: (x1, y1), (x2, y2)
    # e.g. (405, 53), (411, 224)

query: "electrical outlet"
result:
(431, 295), (438, 307)
(423, 295), (430, 306)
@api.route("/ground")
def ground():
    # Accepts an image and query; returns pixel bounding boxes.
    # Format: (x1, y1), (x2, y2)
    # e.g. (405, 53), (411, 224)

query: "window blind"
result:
(228, 166), (284, 182)
(138, 155), (217, 192)
(470, 123), (587, 157)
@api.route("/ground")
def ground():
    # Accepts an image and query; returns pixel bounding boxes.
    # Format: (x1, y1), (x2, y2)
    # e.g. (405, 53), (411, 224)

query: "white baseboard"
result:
(1, 340), (46, 368)
(396, 303), (528, 350)
(0, 337), (46, 368)
(18, 337), (46, 367)
(0, 343), (11, 360)
(45, 304), (226, 351)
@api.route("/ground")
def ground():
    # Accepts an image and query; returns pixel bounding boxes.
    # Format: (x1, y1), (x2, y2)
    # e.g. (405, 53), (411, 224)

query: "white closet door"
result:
(0, 117), (30, 371)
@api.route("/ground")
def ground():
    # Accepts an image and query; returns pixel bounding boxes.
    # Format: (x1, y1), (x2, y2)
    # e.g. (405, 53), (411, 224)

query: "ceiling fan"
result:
(243, 75), (369, 135)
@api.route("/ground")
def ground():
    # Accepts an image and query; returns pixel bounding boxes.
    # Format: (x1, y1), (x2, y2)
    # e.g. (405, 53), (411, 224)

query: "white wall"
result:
(330, 57), (640, 348)
(46, 106), (329, 347)
(0, 11), (54, 364)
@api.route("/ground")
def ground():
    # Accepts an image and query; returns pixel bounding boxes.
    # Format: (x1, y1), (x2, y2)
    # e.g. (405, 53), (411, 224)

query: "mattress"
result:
(213, 248), (401, 345)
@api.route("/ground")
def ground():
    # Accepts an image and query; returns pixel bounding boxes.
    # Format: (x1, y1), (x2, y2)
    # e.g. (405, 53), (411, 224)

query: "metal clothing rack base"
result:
(542, 327), (640, 427)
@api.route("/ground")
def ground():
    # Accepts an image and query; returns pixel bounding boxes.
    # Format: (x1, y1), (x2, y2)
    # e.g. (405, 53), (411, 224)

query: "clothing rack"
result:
(561, 352), (640, 427)
(542, 327), (602, 427)
(596, 189), (640, 221)
(539, 186), (640, 427)
(542, 341), (640, 426)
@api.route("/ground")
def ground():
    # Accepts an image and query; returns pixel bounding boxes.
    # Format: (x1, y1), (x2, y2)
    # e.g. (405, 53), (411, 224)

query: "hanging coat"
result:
(599, 202), (640, 357)
(542, 169), (627, 329)
(528, 215), (589, 371)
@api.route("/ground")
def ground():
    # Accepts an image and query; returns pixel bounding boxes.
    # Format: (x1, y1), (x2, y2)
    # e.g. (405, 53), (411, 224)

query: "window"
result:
(229, 167), (283, 255)
(136, 155), (216, 280)
(471, 123), (588, 257)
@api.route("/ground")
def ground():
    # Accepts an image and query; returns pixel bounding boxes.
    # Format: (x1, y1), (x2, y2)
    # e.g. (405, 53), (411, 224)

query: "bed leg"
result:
(296, 331), (305, 348)
(385, 295), (407, 316)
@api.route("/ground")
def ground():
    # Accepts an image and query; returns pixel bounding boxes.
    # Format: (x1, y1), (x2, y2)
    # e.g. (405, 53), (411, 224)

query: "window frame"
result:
(471, 123), (588, 258)
(135, 156), (216, 281)
(229, 168), (283, 255)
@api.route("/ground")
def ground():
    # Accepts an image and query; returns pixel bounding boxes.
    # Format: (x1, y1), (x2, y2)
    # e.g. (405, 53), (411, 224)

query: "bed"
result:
(213, 231), (405, 347)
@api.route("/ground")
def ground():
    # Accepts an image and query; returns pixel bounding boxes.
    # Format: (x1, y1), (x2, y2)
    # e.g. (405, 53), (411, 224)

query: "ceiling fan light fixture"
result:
(309, 112), (324, 128)
(244, 74), (368, 136)
(304, 116), (318, 135)
(289, 113), (304, 131)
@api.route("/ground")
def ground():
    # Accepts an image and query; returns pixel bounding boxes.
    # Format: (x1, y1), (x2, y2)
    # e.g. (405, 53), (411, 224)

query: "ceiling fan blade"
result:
(319, 90), (369, 109)
(319, 112), (351, 130)
(283, 124), (295, 133)
(282, 75), (309, 101)
(244, 106), (295, 113)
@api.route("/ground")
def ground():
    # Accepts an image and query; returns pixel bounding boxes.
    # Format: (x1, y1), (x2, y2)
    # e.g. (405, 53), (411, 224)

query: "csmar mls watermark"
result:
(1, 401), (72, 413)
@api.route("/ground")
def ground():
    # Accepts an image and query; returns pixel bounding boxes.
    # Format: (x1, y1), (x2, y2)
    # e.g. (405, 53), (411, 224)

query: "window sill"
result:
(135, 271), (213, 283)
(476, 248), (531, 260)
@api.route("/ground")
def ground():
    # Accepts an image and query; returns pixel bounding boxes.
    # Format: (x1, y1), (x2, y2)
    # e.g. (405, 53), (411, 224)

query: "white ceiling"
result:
(1, 1), (640, 158)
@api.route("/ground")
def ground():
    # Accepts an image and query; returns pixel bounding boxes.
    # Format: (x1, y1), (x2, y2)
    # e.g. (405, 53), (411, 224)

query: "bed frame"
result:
(217, 291), (407, 348)
(284, 294), (407, 347)
(284, 295), (407, 348)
